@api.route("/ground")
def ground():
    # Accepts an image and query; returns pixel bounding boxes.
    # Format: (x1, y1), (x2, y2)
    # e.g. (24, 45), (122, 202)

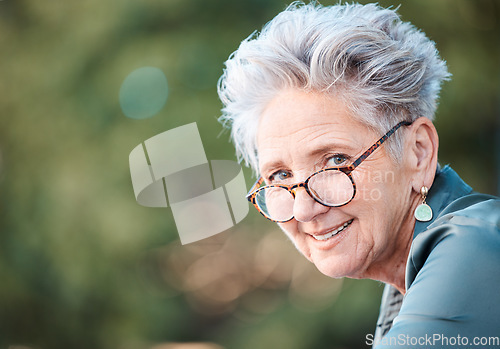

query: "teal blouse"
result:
(373, 166), (500, 348)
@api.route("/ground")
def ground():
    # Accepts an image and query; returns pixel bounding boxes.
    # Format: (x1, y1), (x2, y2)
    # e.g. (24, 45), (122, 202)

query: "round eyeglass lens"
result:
(255, 186), (294, 222)
(308, 170), (354, 206)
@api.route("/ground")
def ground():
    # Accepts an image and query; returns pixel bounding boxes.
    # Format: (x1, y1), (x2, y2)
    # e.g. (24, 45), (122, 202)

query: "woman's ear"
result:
(406, 117), (439, 192)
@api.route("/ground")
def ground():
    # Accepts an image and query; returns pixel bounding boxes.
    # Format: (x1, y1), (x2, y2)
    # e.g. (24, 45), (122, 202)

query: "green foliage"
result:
(0, 0), (498, 348)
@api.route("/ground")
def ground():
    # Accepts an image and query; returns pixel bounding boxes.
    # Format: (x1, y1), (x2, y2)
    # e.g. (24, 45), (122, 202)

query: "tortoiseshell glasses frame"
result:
(246, 120), (412, 222)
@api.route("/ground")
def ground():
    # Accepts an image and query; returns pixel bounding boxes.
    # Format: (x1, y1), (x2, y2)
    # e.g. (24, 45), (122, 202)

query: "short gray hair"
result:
(218, 1), (450, 173)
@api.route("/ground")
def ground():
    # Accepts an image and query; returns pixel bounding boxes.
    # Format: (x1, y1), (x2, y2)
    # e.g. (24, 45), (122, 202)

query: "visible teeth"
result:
(313, 220), (353, 241)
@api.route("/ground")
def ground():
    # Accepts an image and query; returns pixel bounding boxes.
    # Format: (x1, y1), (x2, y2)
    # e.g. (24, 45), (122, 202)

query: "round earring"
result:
(414, 186), (433, 222)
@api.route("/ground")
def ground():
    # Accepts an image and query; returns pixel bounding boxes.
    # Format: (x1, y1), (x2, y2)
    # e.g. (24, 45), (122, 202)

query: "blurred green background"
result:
(0, 0), (498, 348)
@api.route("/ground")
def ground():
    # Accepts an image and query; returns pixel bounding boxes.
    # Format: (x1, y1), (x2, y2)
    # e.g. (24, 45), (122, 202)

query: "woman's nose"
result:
(292, 187), (329, 222)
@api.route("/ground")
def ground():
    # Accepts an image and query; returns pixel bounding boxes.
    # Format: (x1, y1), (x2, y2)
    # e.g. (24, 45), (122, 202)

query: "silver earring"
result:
(414, 186), (433, 222)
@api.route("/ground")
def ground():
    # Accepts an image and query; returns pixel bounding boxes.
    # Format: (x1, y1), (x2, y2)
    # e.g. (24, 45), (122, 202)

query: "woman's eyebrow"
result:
(259, 143), (357, 174)
(259, 159), (286, 177)
(306, 143), (356, 158)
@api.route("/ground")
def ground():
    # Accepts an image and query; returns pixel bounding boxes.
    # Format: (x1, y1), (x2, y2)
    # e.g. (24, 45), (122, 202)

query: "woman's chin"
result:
(311, 254), (357, 279)
(303, 224), (362, 278)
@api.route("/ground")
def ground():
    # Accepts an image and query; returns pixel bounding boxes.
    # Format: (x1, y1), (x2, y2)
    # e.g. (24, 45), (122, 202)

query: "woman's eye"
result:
(269, 170), (292, 182)
(327, 154), (348, 166)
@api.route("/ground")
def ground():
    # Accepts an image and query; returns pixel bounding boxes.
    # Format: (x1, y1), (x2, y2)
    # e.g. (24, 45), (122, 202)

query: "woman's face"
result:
(256, 89), (414, 280)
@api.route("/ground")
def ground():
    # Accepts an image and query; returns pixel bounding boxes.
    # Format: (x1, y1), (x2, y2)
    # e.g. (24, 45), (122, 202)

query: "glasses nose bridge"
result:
(289, 182), (308, 197)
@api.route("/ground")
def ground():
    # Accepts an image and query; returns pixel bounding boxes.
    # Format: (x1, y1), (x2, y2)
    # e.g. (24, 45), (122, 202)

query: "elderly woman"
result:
(217, 2), (500, 348)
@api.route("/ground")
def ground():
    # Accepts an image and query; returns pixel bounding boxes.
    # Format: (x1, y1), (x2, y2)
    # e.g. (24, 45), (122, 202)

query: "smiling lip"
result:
(309, 219), (354, 241)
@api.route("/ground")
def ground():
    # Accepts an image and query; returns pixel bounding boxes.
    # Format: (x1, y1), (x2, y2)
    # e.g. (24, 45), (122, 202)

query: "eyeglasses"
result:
(246, 121), (412, 222)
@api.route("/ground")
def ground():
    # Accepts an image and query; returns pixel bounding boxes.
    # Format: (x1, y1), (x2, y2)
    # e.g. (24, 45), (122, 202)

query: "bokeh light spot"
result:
(119, 66), (168, 119)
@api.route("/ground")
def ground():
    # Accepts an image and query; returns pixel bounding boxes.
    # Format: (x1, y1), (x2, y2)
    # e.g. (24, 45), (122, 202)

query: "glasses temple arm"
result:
(246, 177), (264, 198)
(350, 121), (412, 170)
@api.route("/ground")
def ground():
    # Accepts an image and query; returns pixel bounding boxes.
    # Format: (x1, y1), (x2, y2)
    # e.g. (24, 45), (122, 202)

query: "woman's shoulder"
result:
(409, 165), (500, 273)
(390, 193), (500, 346)
(437, 192), (500, 227)
(407, 192), (500, 287)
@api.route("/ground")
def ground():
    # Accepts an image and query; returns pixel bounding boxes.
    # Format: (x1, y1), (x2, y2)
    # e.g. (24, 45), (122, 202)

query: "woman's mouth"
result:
(311, 219), (354, 241)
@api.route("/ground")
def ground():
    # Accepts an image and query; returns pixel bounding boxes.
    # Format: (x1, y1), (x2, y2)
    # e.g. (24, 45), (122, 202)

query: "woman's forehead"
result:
(256, 90), (374, 169)
(257, 91), (371, 145)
